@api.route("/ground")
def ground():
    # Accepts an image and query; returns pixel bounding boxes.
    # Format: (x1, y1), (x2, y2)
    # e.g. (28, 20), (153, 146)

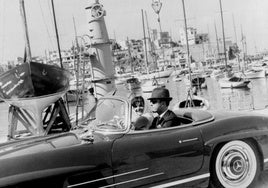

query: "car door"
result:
(111, 125), (204, 187)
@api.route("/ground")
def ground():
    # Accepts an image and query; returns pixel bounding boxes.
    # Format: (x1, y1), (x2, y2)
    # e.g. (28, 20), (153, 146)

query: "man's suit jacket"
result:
(149, 110), (179, 129)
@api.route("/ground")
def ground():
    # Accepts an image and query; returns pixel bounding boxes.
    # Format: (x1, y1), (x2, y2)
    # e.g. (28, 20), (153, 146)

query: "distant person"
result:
(131, 96), (153, 130)
(152, 76), (158, 86)
(148, 87), (179, 129)
(84, 87), (97, 120)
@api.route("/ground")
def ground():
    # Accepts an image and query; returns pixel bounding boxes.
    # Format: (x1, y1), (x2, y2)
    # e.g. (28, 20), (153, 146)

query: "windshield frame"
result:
(92, 97), (130, 134)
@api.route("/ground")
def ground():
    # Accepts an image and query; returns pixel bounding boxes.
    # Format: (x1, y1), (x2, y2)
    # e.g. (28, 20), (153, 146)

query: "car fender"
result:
(204, 129), (268, 169)
(205, 129), (268, 147)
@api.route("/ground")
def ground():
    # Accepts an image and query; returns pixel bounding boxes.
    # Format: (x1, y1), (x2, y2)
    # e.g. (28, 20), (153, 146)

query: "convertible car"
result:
(0, 88), (268, 188)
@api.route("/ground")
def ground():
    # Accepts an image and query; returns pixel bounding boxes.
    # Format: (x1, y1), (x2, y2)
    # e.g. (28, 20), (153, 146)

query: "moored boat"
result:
(0, 61), (71, 136)
(173, 95), (210, 110)
(139, 69), (173, 80)
(242, 69), (265, 79)
(141, 78), (165, 93)
(218, 76), (250, 88)
(125, 77), (141, 91)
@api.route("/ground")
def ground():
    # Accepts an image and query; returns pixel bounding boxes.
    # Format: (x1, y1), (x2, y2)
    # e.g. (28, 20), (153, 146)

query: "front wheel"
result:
(210, 140), (260, 188)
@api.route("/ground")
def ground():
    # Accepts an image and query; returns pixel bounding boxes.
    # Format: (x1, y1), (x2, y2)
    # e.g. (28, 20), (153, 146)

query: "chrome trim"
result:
(179, 137), (199, 144)
(100, 172), (164, 188)
(264, 158), (268, 163)
(151, 173), (210, 188)
(67, 168), (149, 188)
(146, 117), (215, 132)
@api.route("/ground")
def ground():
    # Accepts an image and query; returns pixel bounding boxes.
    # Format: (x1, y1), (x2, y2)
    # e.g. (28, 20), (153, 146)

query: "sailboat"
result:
(139, 9), (166, 93)
(141, 77), (165, 93)
(218, 74), (250, 88)
(173, 94), (210, 111)
(139, 69), (173, 80)
(173, 0), (209, 110)
(0, 0), (71, 139)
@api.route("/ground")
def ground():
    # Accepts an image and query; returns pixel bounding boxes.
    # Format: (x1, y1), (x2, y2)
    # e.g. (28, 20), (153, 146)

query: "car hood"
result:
(0, 130), (123, 160)
(0, 133), (82, 159)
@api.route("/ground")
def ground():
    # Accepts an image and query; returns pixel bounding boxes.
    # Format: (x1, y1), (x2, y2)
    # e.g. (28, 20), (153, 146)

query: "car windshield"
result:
(93, 98), (127, 131)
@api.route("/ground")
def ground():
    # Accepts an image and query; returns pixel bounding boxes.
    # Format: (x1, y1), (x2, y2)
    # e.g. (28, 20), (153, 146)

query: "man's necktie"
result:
(156, 117), (163, 128)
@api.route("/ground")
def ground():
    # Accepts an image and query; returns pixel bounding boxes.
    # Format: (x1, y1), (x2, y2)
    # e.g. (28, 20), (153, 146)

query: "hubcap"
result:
(216, 141), (257, 187)
(221, 150), (249, 181)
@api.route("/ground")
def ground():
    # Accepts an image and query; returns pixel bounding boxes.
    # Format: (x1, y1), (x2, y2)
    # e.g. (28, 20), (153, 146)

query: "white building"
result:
(179, 27), (196, 45)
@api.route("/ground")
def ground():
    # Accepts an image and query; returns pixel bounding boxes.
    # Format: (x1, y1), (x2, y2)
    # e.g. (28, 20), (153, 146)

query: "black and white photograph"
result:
(0, 0), (268, 187)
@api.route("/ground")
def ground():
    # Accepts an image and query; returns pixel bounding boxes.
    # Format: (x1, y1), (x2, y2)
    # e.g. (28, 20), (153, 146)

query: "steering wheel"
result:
(112, 116), (125, 129)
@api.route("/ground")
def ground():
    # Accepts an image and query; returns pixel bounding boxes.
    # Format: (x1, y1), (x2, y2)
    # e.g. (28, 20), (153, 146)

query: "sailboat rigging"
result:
(140, 9), (165, 93)
(174, 0), (210, 110)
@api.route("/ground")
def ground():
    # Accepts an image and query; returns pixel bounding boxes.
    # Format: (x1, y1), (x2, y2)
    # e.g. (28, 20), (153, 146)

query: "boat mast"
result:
(126, 37), (133, 73)
(51, 0), (63, 68)
(214, 22), (220, 62)
(181, 0), (194, 107)
(241, 25), (247, 70)
(145, 11), (155, 68)
(232, 14), (238, 44)
(19, 0), (31, 63)
(181, 0), (192, 88)
(207, 24), (212, 61)
(232, 14), (240, 70)
(141, 9), (149, 75)
(219, 0), (228, 70)
(73, 16), (81, 126)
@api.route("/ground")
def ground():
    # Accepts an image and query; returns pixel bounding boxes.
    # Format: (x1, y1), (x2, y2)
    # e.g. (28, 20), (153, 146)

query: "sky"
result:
(0, 0), (268, 62)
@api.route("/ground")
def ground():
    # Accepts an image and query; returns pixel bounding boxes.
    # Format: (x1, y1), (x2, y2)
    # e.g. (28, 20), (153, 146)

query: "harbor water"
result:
(167, 76), (268, 111)
(1, 76), (268, 142)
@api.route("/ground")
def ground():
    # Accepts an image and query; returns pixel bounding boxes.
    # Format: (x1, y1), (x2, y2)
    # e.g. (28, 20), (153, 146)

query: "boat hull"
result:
(0, 62), (70, 132)
(219, 80), (250, 88)
(173, 95), (210, 110)
(139, 70), (173, 80)
(0, 62), (70, 100)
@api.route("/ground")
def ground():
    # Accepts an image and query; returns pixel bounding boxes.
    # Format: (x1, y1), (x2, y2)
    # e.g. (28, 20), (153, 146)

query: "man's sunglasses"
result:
(150, 99), (159, 104)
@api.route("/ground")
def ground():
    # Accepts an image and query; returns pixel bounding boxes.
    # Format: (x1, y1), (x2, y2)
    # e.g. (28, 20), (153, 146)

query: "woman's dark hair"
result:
(89, 87), (94, 94)
(131, 96), (145, 108)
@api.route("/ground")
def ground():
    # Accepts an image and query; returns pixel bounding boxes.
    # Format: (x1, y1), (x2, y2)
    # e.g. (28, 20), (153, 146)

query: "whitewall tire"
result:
(210, 140), (260, 188)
